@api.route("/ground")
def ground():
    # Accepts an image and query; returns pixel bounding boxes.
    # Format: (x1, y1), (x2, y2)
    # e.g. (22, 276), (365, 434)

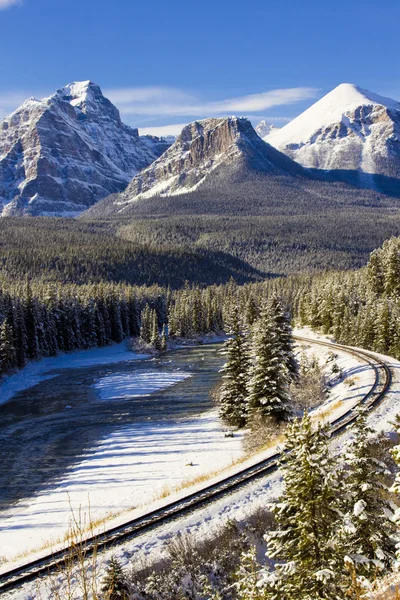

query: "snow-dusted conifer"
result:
(342, 408), (395, 577)
(219, 306), (250, 427)
(248, 303), (291, 422)
(264, 413), (345, 598)
(0, 319), (16, 375)
(269, 295), (298, 382)
(101, 555), (130, 600)
(140, 304), (152, 344)
(234, 546), (265, 600)
(150, 309), (161, 350)
(391, 420), (400, 563)
(161, 323), (168, 352)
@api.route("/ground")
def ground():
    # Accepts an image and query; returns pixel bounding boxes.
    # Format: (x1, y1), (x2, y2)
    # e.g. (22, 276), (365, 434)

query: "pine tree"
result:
(0, 319), (16, 375)
(264, 413), (347, 599)
(140, 304), (152, 344)
(269, 295), (298, 382)
(101, 556), (130, 600)
(234, 546), (265, 600)
(341, 408), (395, 578)
(219, 306), (250, 427)
(248, 304), (291, 422)
(391, 421), (400, 563)
(150, 309), (161, 350)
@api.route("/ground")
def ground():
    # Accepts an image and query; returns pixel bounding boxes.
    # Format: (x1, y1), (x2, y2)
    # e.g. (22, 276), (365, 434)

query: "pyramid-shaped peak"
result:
(57, 80), (102, 100)
(321, 82), (400, 111)
(268, 83), (400, 150)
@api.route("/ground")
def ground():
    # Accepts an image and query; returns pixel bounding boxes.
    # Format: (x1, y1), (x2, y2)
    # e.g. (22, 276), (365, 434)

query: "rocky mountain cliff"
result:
(101, 116), (306, 212)
(267, 83), (400, 195)
(0, 81), (170, 216)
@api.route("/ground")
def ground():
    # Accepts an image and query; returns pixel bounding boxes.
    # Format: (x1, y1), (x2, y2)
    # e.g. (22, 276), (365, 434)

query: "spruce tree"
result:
(0, 319), (16, 375)
(264, 413), (346, 599)
(140, 304), (152, 344)
(269, 295), (298, 382)
(101, 555), (130, 600)
(219, 306), (250, 427)
(160, 323), (168, 352)
(341, 408), (395, 578)
(248, 304), (291, 422)
(150, 309), (161, 351)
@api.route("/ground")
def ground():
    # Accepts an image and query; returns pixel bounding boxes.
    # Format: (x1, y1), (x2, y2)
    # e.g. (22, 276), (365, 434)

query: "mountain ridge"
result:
(0, 81), (170, 216)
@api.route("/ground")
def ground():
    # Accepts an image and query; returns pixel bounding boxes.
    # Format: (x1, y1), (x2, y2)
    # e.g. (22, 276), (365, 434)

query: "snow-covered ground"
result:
(3, 330), (395, 600)
(0, 340), (148, 406)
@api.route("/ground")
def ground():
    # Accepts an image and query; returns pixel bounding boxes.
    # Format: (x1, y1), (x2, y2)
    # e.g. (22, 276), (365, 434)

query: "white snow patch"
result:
(93, 370), (191, 400)
(0, 409), (244, 562)
(0, 341), (148, 406)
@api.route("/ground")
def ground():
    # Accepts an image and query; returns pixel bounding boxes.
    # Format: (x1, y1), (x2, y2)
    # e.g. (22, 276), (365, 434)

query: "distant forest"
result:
(1, 224), (400, 377)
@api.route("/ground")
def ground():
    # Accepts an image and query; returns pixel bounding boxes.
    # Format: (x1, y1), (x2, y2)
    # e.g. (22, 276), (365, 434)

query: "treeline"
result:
(0, 277), (267, 377)
(0, 217), (263, 288)
(2, 233), (400, 378)
(288, 236), (400, 358)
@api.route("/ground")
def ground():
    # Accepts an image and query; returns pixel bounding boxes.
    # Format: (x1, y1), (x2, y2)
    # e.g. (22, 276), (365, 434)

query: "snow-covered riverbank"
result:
(0, 340), (148, 406)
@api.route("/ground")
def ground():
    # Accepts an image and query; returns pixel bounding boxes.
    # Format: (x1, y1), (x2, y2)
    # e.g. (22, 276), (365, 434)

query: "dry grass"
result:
(369, 572), (400, 599)
(34, 502), (103, 600)
(345, 376), (359, 387)
(7, 506), (122, 565)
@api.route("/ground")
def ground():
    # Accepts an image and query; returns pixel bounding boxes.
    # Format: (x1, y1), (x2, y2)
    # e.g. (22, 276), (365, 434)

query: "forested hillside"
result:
(84, 173), (400, 275)
(0, 218), (263, 287)
(280, 236), (400, 358)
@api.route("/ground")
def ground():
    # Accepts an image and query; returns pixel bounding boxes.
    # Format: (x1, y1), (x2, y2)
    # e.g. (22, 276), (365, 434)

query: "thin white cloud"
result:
(139, 117), (293, 139)
(139, 123), (188, 138)
(0, 0), (21, 9)
(106, 86), (319, 117)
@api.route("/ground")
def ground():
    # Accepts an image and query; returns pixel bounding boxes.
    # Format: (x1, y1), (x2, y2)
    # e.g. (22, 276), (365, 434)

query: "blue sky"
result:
(1, 0), (399, 135)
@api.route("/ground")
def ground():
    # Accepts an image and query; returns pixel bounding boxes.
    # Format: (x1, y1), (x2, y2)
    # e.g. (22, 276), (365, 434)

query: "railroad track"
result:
(0, 337), (394, 594)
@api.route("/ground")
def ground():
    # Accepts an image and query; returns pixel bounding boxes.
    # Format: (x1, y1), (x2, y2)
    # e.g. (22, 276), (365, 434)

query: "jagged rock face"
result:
(112, 116), (304, 209)
(267, 83), (400, 193)
(255, 119), (278, 138)
(0, 81), (170, 216)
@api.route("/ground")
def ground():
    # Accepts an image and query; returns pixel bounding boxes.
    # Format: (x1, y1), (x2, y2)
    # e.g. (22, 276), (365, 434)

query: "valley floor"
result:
(3, 330), (398, 600)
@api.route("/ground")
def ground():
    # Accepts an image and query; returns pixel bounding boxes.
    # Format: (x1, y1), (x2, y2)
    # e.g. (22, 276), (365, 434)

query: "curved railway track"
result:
(0, 336), (394, 594)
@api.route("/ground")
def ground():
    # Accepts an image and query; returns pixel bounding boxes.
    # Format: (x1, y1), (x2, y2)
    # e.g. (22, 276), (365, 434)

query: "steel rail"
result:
(0, 337), (393, 594)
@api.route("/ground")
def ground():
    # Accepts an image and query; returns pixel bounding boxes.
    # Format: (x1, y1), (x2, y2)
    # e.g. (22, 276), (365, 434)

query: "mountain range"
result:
(2, 81), (400, 218)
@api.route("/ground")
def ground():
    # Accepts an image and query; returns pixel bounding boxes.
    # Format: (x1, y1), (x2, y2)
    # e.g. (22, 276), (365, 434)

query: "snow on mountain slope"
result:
(106, 116), (305, 210)
(255, 119), (278, 138)
(267, 83), (400, 193)
(0, 81), (170, 216)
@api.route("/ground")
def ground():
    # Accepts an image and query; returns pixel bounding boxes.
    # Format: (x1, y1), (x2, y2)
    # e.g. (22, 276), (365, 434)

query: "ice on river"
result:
(93, 370), (191, 400)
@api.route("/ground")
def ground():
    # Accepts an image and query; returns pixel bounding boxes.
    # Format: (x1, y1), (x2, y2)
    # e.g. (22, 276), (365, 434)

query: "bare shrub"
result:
(290, 352), (327, 412)
(244, 507), (276, 542)
(243, 412), (287, 455)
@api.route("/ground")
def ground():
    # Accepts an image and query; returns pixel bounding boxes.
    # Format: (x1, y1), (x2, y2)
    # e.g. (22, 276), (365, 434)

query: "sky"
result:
(1, 0), (400, 136)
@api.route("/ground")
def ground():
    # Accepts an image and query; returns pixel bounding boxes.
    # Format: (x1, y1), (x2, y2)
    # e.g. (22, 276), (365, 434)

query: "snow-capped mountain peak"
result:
(0, 81), (170, 216)
(255, 119), (278, 139)
(267, 83), (400, 194)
